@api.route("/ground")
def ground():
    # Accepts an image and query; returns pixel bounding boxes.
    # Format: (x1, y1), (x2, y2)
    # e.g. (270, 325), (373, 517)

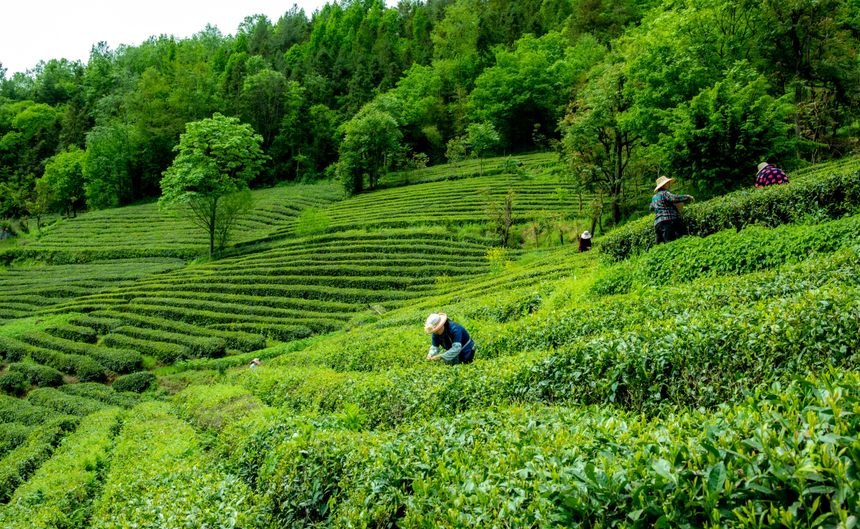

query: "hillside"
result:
(0, 156), (859, 527)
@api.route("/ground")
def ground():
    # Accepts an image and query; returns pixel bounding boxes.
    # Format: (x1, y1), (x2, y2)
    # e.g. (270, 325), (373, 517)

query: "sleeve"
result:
(429, 345), (440, 356)
(666, 191), (691, 204)
(439, 342), (462, 362)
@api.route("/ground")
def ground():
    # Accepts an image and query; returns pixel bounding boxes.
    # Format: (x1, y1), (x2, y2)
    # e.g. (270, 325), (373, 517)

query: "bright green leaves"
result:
(658, 75), (798, 197)
(159, 113), (266, 256)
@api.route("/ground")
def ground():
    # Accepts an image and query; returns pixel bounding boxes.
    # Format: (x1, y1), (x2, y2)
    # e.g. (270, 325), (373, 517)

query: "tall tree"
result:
(159, 113), (267, 257)
(337, 96), (404, 194)
(560, 60), (640, 224)
(43, 145), (87, 217)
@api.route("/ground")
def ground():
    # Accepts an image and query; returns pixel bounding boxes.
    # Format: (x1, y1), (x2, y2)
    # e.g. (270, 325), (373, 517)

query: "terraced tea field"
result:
(2, 154), (859, 527)
(0, 259), (185, 323)
(16, 183), (343, 263)
(274, 171), (587, 236)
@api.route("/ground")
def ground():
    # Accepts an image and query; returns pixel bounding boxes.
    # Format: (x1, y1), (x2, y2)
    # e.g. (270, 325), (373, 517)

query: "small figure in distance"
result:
(249, 358), (261, 369)
(424, 313), (475, 365)
(755, 161), (789, 187)
(578, 230), (592, 252)
(0, 227), (10, 241)
(651, 176), (695, 245)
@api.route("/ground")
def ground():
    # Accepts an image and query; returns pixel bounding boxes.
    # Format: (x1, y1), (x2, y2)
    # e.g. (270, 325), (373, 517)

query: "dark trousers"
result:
(655, 219), (680, 244)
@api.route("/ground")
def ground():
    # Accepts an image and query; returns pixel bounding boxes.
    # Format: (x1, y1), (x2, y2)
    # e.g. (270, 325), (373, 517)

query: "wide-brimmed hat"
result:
(581, 231), (591, 239)
(654, 176), (676, 193)
(757, 162), (769, 172)
(424, 313), (447, 333)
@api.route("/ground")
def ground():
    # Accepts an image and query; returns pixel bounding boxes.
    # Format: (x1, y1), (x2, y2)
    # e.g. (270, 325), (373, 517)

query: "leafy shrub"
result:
(600, 159), (860, 261)
(0, 372), (28, 397)
(20, 331), (140, 374)
(112, 372), (155, 394)
(101, 333), (190, 364)
(67, 315), (123, 334)
(112, 326), (225, 357)
(89, 402), (262, 528)
(0, 423), (31, 459)
(26, 388), (108, 417)
(241, 371), (860, 527)
(10, 362), (64, 388)
(45, 323), (98, 344)
(0, 396), (54, 426)
(0, 409), (122, 529)
(90, 310), (266, 352)
(0, 415), (79, 503)
(173, 384), (264, 431)
(591, 216), (860, 295)
(175, 334), (322, 372)
(59, 383), (145, 409)
(28, 347), (105, 382)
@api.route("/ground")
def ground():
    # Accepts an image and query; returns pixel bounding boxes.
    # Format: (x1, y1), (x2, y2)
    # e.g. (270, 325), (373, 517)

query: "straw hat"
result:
(654, 176), (676, 193)
(424, 313), (447, 333)
(581, 230), (591, 240)
(757, 162), (769, 172)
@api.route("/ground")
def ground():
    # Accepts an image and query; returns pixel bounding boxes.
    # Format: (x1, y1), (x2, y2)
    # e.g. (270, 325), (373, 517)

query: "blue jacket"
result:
(431, 320), (475, 364)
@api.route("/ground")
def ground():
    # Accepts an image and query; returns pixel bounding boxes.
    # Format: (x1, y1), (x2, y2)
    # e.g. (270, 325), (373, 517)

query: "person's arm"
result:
(438, 342), (462, 363)
(666, 191), (694, 204)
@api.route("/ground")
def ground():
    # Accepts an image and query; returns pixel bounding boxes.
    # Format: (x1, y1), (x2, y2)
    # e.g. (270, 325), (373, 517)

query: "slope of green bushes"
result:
(0, 409), (122, 529)
(89, 402), (262, 528)
(600, 158), (860, 261)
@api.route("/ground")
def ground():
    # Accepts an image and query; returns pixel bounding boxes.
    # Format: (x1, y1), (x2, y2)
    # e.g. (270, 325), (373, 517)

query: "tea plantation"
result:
(1, 153), (860, 527)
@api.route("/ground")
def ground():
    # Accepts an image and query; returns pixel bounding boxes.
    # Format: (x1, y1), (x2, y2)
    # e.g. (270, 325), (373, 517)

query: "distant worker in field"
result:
(578, 230), (592, 252)
(425, 313), (475, 365)
(0, 228), (8, 241)
(755, 162), (789, 187)
(651, 176), (695, 245)
(249, 358), (261, 369)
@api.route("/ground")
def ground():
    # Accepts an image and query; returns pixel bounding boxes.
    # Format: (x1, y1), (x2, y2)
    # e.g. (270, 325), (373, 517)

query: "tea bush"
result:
(0, 423), (31, 458)
(112, 371), (155, 393)
(0, 372), (28, 396)
(101, 332), (190, 364)
(45, 323), (97, 343)
(601, 158), (860, 261)
(176, 333), (325, 372)
(0, 408), (122, 529)
(0, 415), (79, 502)
(591, 216), (860, 295)
(67, 314), (122, 334)
(19, 332), (140, 374)
(9, 362), (65, 387)
(0, 396), (54, 426)
(0, 335), (105, 382)
(173, 384), (265, 431)
(245, 371), (860, 527)
(59, 383), (146, 408)
(27, 388), (108, 417)
(89, 310), (266, 352)
(89, 402), (263, 528)
(111, 325), (226, 357)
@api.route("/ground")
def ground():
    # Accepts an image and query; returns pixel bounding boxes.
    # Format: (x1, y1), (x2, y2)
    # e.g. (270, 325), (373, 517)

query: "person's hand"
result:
(688, 196), (695, 203)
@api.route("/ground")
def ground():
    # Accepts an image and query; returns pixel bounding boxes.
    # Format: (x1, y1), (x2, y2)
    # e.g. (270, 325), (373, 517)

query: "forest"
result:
(1, 0), (858, 226)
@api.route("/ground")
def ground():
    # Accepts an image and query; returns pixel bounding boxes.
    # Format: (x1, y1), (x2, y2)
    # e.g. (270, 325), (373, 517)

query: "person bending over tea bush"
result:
(650, 176), (694, 244)
(425, 313), (475, 365)
(755, 161), (790, 187)
(578, 230), (592, 252)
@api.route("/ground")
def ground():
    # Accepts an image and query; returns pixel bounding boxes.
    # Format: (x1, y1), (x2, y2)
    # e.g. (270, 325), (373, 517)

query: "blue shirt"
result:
(430, 320), (474, 364)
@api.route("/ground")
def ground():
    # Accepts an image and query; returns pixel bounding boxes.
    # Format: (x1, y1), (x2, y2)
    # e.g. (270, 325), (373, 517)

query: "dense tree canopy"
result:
(0, 0), (857, 213)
